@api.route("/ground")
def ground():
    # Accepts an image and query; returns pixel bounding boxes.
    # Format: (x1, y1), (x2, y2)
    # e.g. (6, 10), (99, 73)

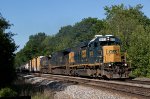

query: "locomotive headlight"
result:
(124, 63), (127, 66)
(106, 37), (110, 41)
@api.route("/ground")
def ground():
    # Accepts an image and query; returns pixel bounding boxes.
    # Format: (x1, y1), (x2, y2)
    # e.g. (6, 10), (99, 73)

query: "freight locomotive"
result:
(23, 35), (131, 79)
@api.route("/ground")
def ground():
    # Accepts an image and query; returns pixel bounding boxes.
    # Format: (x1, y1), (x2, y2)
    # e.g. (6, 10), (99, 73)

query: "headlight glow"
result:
(124, 63), (127, 66)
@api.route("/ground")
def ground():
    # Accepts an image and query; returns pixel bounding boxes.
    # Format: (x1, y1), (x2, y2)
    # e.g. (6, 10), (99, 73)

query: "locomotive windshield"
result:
(88, 35), (121, 47)
(99, 37), (120, 46)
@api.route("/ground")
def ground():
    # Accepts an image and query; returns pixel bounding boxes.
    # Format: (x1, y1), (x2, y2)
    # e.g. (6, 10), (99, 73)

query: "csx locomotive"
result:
(24, 35), (131, 79)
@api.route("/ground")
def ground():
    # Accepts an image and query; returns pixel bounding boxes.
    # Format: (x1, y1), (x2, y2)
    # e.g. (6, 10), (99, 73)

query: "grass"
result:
(32, 90), (54, 99)
(10, 76), (55, 99)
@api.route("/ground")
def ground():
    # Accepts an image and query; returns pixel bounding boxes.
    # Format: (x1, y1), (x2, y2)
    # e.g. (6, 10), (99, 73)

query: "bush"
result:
(0, 87), (17, 97)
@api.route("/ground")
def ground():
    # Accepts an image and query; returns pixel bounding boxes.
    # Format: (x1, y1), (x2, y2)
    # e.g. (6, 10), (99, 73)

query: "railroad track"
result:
(123, 79), (150, 85)
(24, 73), (150, 98)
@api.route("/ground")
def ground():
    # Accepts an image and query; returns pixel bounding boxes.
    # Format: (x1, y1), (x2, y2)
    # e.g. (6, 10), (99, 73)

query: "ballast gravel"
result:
(24, 75), (141, 99)
(54, 85), (136, 99)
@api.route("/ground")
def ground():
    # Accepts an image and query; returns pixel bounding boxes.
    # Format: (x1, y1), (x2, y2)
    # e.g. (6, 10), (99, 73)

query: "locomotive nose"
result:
(103, 45), (121, 63)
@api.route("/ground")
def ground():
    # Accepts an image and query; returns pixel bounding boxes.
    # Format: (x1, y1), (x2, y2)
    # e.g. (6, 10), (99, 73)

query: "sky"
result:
(0, 0), (150, 52)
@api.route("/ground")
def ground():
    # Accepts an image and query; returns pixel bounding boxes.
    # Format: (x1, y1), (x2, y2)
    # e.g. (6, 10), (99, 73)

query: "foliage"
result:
(15, 4), (150, 77)
(0, 87), (17, 97)
(15, 17), (104, 67)
(32, 90), (54, 99)
(0, 14), (17, 87)
(103, 4), (150, 77)
(15, 32), (47, 67)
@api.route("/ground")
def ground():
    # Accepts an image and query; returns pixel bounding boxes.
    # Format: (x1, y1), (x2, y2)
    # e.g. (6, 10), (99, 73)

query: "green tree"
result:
(0, 88), (17, 97)
(25, 32), (47, 57)
(104, 4), (150, 77)
(0, 14), (17, 87)
(15, 32), (47, 67)
(41, 35), (56, 55)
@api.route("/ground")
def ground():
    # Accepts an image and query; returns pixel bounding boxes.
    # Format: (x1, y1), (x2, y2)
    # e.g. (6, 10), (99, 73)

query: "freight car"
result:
(24, 35), (131, 79)
(22, 56), (45, 73)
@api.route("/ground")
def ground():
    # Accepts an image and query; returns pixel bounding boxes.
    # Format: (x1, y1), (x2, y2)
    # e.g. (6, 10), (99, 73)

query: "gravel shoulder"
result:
(54, 84), (143, 99)
(22, 75), (148, 99)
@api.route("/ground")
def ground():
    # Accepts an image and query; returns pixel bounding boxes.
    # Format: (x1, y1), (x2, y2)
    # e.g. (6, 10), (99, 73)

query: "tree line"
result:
(15, 4), (150, 77)
(0, 14), (17, 88)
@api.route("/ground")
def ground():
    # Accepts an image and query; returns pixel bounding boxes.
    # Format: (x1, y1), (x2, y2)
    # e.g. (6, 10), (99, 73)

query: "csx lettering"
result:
(108, 50), (118, 54)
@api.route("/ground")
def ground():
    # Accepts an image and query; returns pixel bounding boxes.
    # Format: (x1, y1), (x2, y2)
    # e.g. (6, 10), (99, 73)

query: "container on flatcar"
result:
(28, 56), (44, 72)
(31, 58), (36, 72)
